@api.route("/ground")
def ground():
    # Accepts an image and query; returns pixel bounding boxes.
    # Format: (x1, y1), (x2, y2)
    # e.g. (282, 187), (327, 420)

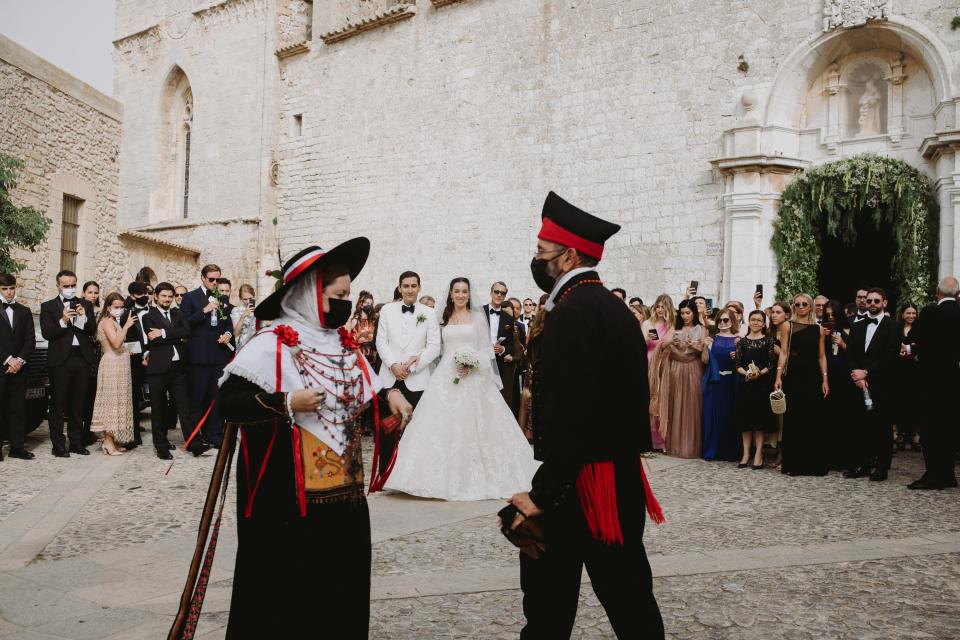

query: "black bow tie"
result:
(864, 317), (879, 325)
(2, 302), (13, 309)
(489, 308), (500, 315)
(401, 304), (415, 314)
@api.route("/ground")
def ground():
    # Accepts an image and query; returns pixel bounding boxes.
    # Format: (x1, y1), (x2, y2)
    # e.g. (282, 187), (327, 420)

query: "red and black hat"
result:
(255, 237), (370, 320)
(537, 191), (621, 260)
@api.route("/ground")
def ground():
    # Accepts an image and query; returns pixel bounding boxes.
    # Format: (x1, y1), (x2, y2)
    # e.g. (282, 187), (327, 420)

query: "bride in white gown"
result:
(385, 277), (540, 500)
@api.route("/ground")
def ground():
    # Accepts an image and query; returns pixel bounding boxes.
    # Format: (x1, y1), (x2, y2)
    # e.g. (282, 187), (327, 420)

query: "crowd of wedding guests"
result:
(0, 265), (262, 461)
(2, 265), (957, 490)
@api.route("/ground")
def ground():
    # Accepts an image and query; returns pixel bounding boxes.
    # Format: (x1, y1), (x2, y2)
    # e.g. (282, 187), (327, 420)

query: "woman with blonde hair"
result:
(644, 294), (675, 451)
(774, 293), (830, 476)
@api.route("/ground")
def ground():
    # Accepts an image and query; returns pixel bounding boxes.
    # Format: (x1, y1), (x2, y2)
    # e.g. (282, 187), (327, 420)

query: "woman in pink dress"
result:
(643, 294), (675, 451)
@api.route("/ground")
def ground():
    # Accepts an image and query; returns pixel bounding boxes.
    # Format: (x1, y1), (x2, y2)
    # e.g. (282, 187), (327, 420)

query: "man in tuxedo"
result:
(375, 271), (441, 474)
(508, 191), (663, 639)
(483, 281), (516, 407)
(814, 295), (829, 324)
(40, 270), (97, 456)
(520, 298), (537, 336)
(178, 264), (235, 447)
(843, 287), (900, 481)
(907, 276), (960, 490)
(121, 281), (151, 447)
(142, 282), (209, 459)
(173, 285), (188, 309)
(0, 273), (36, 460)
(853, 288), (869, 322)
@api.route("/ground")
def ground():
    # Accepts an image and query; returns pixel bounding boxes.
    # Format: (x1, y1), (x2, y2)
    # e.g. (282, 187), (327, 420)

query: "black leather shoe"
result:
(869, 470), (888, 482)
(8, 448), (35, 460)
(68, 445), (90, 456)
(907, 478), (944, 490)
(166, 442), (176, 451)
(189, 443), (211, 458)
(843, 467), (871, 479)
(52, 447), (70, 458)
(737, 462), (749, 469)
(156, 449), (173, 460)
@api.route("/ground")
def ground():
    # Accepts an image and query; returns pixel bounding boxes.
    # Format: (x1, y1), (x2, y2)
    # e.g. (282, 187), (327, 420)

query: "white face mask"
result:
(61, 287), (77, 300)
(109, 308), (124, 319)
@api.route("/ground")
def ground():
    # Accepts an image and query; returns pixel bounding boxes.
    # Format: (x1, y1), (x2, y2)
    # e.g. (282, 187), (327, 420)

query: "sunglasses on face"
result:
(794, 301), (809, 308)
(492, 290), (507, 296)
(718, 318), (732, 324)
(175, 294), (184, 298)
(866, 298), (882, 304)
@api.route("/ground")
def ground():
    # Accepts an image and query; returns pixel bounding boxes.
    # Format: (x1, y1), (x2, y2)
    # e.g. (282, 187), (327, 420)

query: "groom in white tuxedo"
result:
(376, 270), (441, 408)
(376, 271), (440, 475)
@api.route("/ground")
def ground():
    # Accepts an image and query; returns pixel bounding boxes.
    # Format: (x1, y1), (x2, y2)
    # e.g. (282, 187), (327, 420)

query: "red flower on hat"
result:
(273, 324), (300, 347)
(338, 326), (359, 351)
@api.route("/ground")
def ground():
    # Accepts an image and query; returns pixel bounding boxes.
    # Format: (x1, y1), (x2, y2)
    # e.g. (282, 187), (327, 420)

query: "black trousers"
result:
(0, 368), (27, 448)
(48, 351), (90, 450)
(856, 405), (893, 472)
(130, 354), (146, 441)
(920, 395), (958, 484)
(147, 362), (193, 450)
(189, 364), (224, 446)
(520, 466), (664, 639)
(378, 380), (423, 475)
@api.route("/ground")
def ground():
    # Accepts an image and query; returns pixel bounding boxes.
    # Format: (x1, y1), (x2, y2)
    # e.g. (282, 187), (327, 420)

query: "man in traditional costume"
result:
(508, 192), (665, 638)
(169, 238), (412, 640)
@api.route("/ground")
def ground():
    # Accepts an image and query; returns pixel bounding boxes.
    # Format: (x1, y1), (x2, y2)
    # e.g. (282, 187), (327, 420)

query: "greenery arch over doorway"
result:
(772, 154), (939, 305)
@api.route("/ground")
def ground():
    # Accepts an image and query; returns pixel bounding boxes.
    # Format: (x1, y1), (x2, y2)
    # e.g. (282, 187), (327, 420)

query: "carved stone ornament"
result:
(163, 0), (194, 39)
(269, 159), (280, 186)
(822, 0), (890, 31)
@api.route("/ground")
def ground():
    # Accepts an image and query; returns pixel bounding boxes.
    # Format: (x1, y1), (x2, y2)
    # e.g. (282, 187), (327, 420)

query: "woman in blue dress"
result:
(701, 308), (741, 461)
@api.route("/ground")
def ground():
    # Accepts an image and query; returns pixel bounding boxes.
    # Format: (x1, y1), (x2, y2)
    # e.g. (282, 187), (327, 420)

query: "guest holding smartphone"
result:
(822, 300), (858, 470)
(231, 284), (258, 349)
(643, 294), (675, 451)
(894, 303), (920, 451)
(90, 293), (136, 455)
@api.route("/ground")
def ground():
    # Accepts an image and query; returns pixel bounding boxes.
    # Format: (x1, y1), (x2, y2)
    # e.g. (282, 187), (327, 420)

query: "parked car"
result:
(24, 330), (49, 434)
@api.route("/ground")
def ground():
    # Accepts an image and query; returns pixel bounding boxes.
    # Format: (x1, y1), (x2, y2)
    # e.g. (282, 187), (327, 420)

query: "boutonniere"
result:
(416, 313), (426, 325)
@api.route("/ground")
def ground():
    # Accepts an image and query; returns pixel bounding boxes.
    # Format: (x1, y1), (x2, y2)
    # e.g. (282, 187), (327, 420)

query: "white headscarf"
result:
(221, 270), (380, 455)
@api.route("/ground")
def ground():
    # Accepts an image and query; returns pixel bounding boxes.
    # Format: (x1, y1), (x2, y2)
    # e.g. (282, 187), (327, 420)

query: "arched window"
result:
(158, 67), (194, 220)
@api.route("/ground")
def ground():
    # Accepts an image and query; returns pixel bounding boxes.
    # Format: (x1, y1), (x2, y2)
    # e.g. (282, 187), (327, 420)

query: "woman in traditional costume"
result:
(169, 238), (412, 640)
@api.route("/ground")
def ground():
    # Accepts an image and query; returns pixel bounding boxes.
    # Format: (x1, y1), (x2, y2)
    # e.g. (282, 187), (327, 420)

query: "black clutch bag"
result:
(497, 504), (546, 559)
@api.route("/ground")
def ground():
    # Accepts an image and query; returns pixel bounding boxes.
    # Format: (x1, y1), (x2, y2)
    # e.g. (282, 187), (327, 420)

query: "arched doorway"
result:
(772, 154), (939, 307)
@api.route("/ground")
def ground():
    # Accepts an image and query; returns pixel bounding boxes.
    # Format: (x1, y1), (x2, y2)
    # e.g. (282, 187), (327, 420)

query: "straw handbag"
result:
(769, 389), (787, 414)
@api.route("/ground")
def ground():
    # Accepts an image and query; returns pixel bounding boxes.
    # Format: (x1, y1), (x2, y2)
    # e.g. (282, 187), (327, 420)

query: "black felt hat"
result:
(538, 191), (621, 260)
(255, 237), (370, 320)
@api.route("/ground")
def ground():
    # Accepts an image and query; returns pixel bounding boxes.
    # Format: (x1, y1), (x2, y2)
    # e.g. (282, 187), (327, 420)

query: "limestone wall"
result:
(0, 34), (123, 311)
(276, 0), (960, 304)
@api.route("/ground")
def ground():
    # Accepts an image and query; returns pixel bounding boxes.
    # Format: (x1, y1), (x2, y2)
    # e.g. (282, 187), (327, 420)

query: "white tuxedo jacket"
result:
(376, 301), (441, 392)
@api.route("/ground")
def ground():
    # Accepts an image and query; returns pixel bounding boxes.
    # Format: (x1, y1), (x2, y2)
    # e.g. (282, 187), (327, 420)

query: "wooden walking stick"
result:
(168, 421), (237, 640)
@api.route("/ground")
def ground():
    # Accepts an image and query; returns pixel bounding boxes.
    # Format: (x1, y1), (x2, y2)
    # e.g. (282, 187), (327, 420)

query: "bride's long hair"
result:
(441, 277), (471, 326)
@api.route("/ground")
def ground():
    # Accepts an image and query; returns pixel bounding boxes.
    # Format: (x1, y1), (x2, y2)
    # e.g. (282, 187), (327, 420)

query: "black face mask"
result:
(323, 298), (352, 329)
(530, 256), (558, 294)
(362, 304), (374, 317)
(135, 296), (149, 306)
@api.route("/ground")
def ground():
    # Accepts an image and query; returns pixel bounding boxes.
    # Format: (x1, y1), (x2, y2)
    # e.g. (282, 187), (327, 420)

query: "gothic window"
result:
(158, 66), (194, 221)
(181, 89), (193, 218)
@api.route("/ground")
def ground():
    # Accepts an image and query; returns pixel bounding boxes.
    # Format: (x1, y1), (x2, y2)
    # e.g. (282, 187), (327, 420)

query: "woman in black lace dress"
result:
(733, 310), (776, 468)
(774, 294), (830, 476)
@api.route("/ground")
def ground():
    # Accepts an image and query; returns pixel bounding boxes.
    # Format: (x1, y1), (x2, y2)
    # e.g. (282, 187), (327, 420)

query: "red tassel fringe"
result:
(576, 457), (666, 546)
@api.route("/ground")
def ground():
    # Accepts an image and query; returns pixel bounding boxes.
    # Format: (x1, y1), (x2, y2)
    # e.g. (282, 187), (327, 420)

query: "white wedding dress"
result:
(385, 323), (541, 501)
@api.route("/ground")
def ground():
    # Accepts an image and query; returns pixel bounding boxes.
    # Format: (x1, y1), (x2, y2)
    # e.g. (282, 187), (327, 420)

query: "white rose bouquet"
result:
(453, 347), (481, 384)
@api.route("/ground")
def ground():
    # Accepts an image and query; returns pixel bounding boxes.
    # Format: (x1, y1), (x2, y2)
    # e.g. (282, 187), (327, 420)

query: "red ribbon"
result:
(538, 217), (605, 259)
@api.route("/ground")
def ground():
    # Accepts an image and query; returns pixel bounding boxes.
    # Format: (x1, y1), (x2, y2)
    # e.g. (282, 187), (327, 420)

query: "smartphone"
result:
(647, 329), (659, 341)
(249, 298), (256, 308)
(755, 283), (763, 297)
(68, 299), (81, 310)
(689, 280), (699, 294)
(496, 337), (506, 344)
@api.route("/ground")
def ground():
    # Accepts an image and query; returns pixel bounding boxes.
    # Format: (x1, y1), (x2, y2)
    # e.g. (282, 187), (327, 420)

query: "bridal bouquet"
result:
(453, 348), (481, 384)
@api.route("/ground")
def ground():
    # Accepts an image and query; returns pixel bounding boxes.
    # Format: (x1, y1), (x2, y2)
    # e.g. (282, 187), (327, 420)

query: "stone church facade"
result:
(113, 0), (960, 304)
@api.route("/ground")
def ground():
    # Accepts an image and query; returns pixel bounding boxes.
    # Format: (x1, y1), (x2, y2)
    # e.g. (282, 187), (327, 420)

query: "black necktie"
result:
(163, 311), (170, 323)
(489, 308), (500, 316)
(402, 305), (415, 314)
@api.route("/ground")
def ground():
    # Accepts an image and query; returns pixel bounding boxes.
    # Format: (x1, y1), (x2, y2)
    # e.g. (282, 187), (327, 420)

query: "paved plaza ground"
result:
(0, 423), (958, 640)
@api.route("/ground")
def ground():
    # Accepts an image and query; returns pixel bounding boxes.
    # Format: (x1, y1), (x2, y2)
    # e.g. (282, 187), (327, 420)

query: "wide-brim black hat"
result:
(255, 237), (370, 320)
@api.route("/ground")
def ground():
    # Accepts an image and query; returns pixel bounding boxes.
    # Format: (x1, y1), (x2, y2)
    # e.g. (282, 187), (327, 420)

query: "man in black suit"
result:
(178, 264), (234, 447)
(40, 270), (96, 456)
(483, 281), (516, 408)
(508, 191), (663, 639)
(844, 287), (900, 482)
(142, 282), (209, 460)
(0, 273), (36, 460)
(121, 281), (151, 447)
(907, 276), (960, 490)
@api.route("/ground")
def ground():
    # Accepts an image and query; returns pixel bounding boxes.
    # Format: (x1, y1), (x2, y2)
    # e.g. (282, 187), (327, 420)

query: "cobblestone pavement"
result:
(0, 424), (957, 639)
